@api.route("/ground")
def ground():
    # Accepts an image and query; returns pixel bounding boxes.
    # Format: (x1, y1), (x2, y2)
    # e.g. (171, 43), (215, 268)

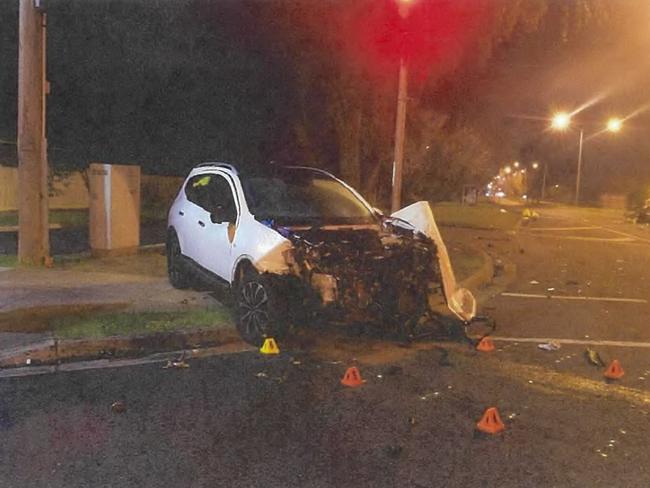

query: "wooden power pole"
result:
(18, 0), (49, 264)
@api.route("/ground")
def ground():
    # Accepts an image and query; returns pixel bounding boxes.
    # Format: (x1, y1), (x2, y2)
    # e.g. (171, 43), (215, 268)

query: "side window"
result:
(185, 173), (237, 220)
(206, 175), (237, 220)
(185, 174), (212, 209)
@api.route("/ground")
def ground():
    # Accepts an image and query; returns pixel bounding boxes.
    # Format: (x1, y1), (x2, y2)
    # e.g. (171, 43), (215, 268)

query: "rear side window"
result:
(185, 174), (213, 209)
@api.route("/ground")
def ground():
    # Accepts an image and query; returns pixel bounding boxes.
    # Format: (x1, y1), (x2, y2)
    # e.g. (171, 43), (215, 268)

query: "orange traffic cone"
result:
(476, 336), (495, 352)
(604, 359), (624, 380)
(340, 366), (364, 387)
(476, 407), (505, 434)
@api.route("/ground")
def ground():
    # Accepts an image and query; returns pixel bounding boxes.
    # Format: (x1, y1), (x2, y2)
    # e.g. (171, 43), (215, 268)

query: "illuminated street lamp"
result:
(607, 117), (623, 133)
(513, 161), (520, 168)
(551, 112), (571, 131)
(504, 165), (512, 174)
(532, 162), (539, 170)
(551, 111), (622, 205)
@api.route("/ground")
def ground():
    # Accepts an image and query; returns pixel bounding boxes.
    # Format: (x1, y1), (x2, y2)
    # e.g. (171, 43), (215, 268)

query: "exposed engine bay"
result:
(271, 219), (441, 328)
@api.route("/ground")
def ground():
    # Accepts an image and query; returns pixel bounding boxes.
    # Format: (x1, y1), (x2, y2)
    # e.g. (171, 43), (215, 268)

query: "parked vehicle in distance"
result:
(167, 162), (441, 345)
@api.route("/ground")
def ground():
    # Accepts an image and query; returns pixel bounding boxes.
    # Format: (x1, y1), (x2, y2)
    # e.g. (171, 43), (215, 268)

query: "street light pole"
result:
(390, 57), (408, 214)
(575, 128), (584, 206)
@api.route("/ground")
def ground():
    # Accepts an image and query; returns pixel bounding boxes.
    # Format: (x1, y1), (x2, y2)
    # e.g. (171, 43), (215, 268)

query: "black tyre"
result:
(234, 269), (287, 346)
(167, 231), (191, 289)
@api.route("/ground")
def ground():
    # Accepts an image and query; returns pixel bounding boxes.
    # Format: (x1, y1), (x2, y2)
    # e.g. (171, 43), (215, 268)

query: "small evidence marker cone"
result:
(476, 336), (495, 352)
(341, 366), (364, 387)
(604, 359), (624, 380)
(476, 407), (505, 434)
(260, 337), (280, 355)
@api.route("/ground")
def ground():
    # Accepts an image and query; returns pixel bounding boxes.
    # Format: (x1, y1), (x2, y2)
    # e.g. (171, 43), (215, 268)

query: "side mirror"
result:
(210, 205), (234, 224)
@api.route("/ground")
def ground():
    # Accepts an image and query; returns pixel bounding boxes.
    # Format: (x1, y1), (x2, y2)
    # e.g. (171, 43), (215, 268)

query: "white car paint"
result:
(169, 163), (313, 284)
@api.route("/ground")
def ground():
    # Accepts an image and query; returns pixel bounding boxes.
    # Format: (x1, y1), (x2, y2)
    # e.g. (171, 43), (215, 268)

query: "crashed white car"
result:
(167, 163), (474, 345)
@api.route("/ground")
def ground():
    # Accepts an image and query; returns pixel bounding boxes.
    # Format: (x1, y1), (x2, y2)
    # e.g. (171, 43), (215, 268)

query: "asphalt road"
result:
(1, 206), (649, 487)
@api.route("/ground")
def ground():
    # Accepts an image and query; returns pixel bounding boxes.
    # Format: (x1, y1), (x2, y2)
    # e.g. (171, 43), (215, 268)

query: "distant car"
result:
(167, 162), (441, 345)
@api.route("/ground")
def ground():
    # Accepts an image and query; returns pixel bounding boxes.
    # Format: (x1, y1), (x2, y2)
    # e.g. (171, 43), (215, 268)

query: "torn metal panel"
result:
(392, 201), (477, 322)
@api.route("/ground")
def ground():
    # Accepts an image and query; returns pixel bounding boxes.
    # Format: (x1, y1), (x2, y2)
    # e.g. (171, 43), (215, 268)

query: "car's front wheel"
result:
(234, 269), (287, 346)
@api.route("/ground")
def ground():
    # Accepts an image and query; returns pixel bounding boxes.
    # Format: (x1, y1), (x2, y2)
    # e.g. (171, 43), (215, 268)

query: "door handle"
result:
(198, 220), (205, 227)
(178, 210), (184, 216)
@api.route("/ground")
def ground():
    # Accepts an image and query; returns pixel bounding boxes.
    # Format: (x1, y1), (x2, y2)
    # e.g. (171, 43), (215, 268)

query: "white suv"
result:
(167, 163), (441, 345)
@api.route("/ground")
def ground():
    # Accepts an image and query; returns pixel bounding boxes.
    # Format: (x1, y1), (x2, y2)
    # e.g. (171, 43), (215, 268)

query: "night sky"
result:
(1, 0), (649, 202)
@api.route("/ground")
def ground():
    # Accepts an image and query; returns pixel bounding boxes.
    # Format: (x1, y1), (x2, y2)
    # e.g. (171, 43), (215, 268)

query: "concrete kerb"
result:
(0, 326), (241, 368)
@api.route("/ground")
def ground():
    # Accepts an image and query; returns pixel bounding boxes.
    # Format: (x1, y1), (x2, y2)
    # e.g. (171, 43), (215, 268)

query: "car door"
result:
(178, 173), (214, 262)
(193, 173), (238, 281)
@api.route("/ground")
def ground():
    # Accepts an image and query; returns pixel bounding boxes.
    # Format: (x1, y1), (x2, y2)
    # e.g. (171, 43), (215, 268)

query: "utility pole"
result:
(541, 161), (548, 200)
(18, 0), (49, 264)
(390, 58), (408, 214)
(574, 128), (584, 206)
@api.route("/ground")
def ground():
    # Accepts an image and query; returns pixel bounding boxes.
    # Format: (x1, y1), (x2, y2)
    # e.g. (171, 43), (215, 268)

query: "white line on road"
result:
(491, 336), (650, 349)
(523, 234), (635, 242)
(501, 292), (648, 304)
(527, 226), (600, 231)
(599, 226), (650, 245)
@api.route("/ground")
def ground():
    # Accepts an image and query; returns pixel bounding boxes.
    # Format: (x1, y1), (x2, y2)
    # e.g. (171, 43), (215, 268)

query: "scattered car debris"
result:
(538, 341), (561, 351)
(111, 401), (126, 414)
(255, 372), (268, 378)
(529, 280), (540, 285)
(384, 445), (403, 458)
(384, 365), (403, 376)
(163, 360), (190, 369)
(585, 347), (605, 367)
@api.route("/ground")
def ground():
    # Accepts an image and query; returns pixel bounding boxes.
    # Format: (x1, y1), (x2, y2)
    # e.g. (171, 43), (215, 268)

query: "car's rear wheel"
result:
(235, 269), (287, 346)
(167, 231), (191, 289)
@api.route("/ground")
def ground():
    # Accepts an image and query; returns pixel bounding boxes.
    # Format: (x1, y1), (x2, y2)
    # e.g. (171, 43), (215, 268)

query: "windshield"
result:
(241, 168), (376, 225)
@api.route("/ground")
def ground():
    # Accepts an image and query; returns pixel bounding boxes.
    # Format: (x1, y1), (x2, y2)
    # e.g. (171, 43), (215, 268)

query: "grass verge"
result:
(53, 308), (233, 340)
(431, 202), (521, 231)
(447, 244), (485, 282)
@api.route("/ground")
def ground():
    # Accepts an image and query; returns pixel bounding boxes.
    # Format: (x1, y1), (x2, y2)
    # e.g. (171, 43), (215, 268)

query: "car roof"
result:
(190, 162), (338, 181)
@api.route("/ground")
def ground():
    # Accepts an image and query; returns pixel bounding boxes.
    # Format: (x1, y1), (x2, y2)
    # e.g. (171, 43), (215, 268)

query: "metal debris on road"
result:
(163, 360), (190, 369)
(585, 348), (605, 367)
(529, 280), (540, 285)
(255, 372), (268, 378)
(538, 341), (561, 351)
(111, 401), (126, 414)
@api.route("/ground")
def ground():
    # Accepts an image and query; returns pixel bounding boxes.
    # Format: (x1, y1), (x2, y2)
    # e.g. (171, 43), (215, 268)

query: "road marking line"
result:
(491, 336), (650, 349)
(501, 292), (648, 304)
(599, 226), (650, 245)
(527, 226), (600, 231)
(523, 234), (635, 242)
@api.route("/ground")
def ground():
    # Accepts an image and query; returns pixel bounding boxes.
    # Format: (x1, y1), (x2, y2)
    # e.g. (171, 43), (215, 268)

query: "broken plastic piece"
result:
(163, 360), (190, 369)
(111, 401), (126, 414)
(585, 347), (605, 367)
(538, 341), (561, 351)
(392, 201), (476, 322)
